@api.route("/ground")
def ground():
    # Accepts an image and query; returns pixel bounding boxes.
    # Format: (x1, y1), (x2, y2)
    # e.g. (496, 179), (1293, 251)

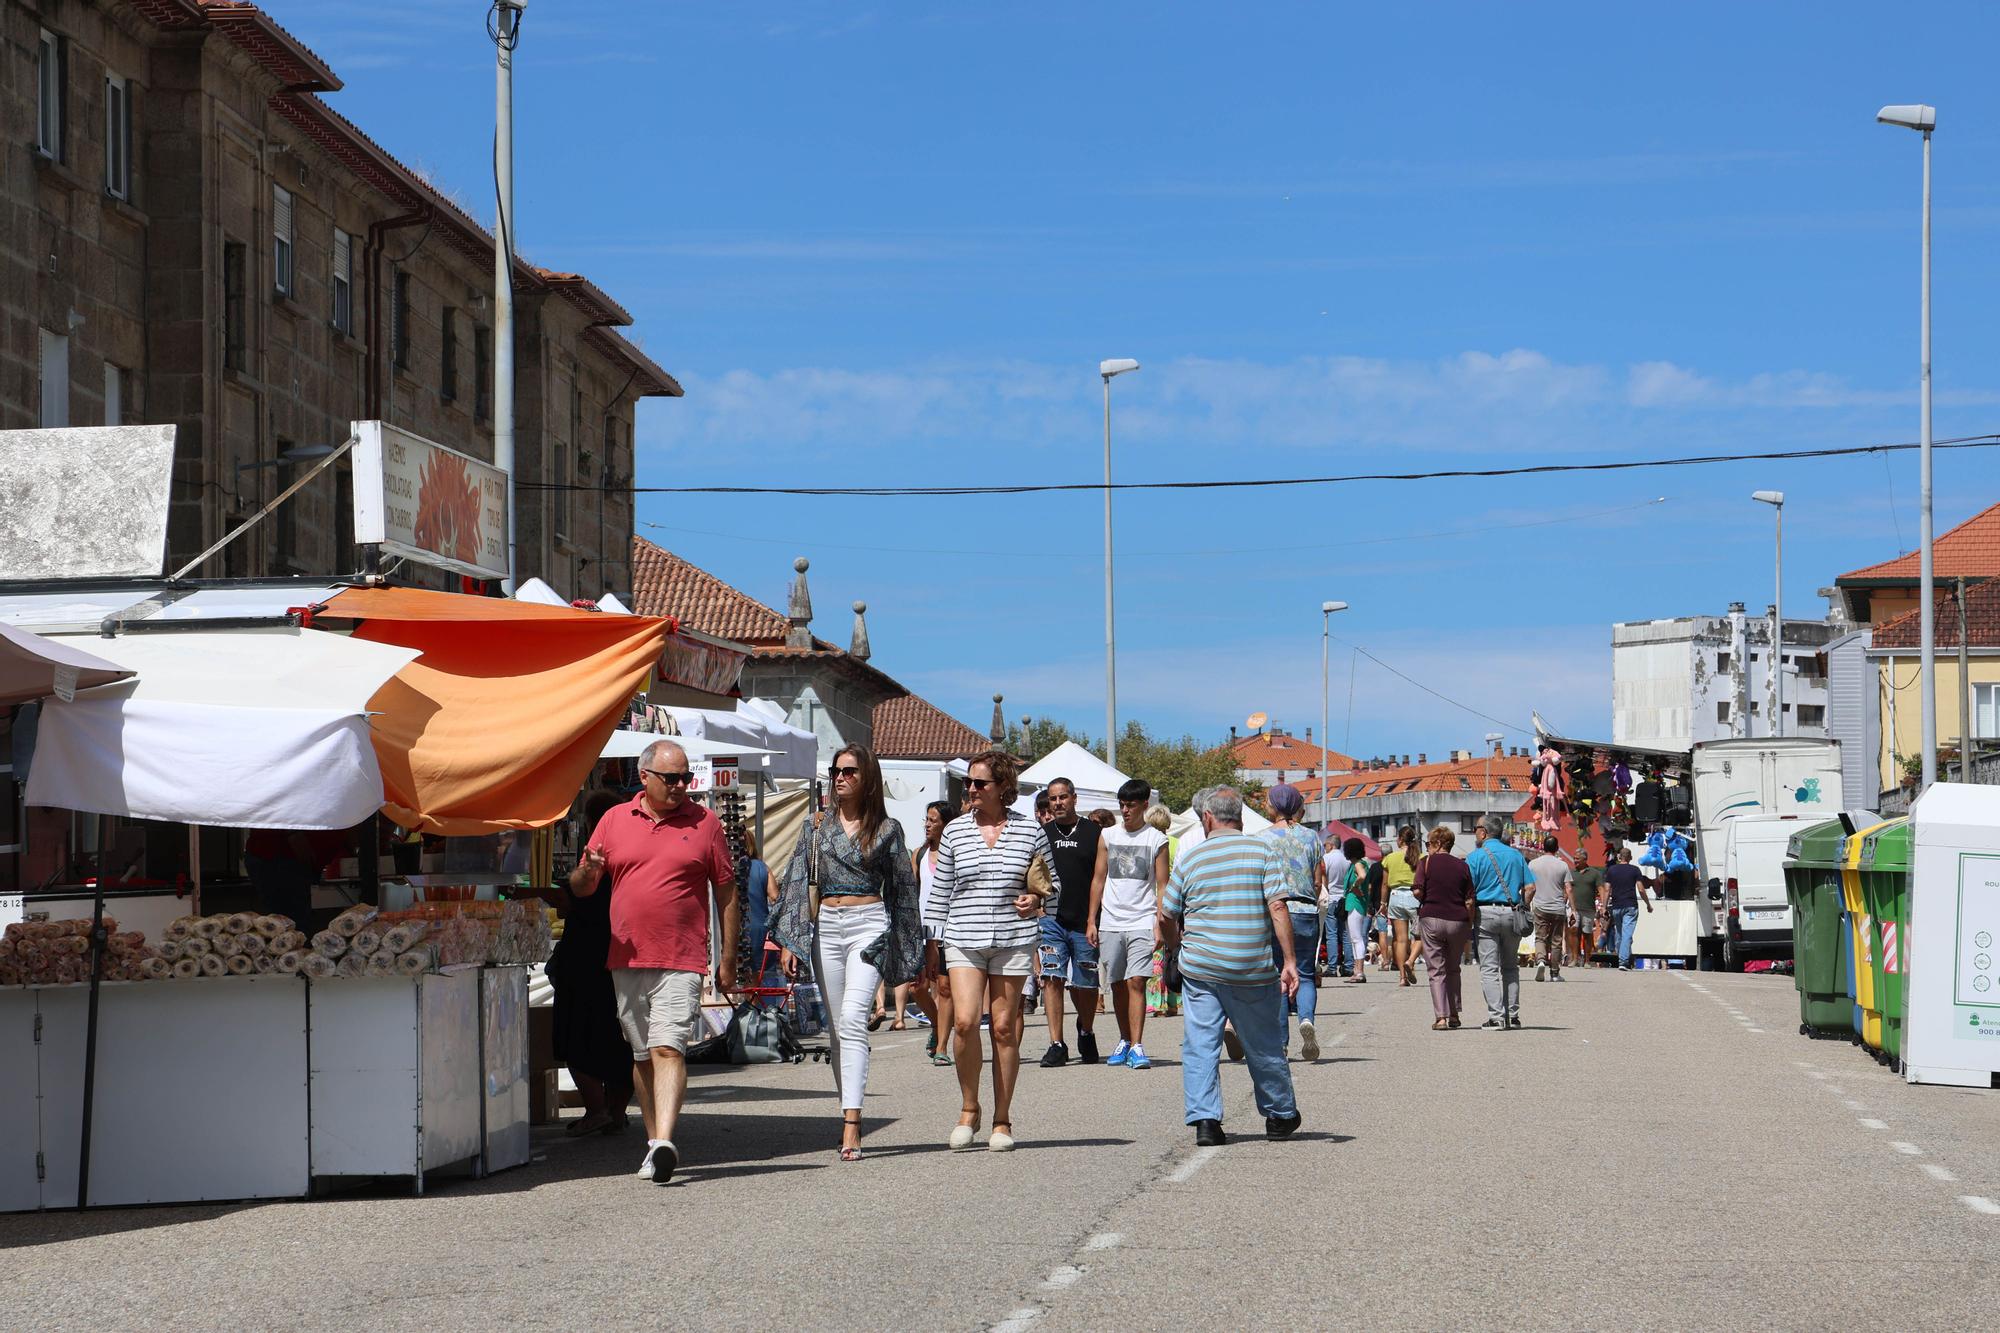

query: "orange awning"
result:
(320, 586), (671, 835)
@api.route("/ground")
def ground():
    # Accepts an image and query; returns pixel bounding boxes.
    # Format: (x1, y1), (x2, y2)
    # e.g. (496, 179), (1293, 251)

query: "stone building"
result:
(3, 0), (676, 596)
(1611, 606), (1836, 750)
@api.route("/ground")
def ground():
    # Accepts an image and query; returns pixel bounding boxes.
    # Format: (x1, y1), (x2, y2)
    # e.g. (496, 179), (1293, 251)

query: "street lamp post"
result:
(1484, 731), (1504, 827)
(1753, 491), (1785, 737)
(1100, 358), (1139, 770)
(1320, 600), (1349, 825)
(490, 0), (527, 595)
(1878, 102), (1937, 786)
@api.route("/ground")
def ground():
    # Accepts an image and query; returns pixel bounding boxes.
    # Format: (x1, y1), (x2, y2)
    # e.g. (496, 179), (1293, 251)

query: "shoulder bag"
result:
(1483, 846), (1533, 936)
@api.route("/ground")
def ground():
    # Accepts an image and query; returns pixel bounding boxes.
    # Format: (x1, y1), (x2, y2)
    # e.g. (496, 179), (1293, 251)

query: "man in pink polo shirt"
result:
(573, 738), (738, 1185)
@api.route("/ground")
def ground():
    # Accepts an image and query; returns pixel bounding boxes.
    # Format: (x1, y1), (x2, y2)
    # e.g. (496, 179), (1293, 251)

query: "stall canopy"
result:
(599, 728), (776, 763)
(319, 586), (671, 835)
(1319, 818), (1381, 860)
(657, 698), (818, 780)
(23, 627), (418, 828)
(1016, 741), (1141, 814)
(0, 622), (132, 705)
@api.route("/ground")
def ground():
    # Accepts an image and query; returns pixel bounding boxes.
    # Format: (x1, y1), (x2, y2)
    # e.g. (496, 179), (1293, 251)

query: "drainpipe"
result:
(364, 210), (428, 419)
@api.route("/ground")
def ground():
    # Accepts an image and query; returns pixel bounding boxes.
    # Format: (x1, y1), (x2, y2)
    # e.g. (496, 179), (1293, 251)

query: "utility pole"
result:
(490, 1), (526, 594)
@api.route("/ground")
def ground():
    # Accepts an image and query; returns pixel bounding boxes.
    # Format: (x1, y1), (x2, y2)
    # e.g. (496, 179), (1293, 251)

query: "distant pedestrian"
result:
(1090, 778), (1171, 1069)
(1467, 815), (1532, 1029)
(1159, 787), (1301, 1147)
(1258, 783), (1327, 1059)
(1569, 845), (1604, 968)
(1603, 847), (1654, 971)
(1335, 837), (1376, 984)
(1034, 790), (1054, 824)
(1527, 835), (1573, 982)
(1413, 825), (1475, 1029)
(1144, 804), (1182, 1018)
(774, 744), (926, 1162)
(1381, 824), (1422, 986)
(1037, 778), (1106, 1068)
(1320, 834), (1351, 977)
(913, 800), (958, 1065)
(924, 749), (1054, 1151)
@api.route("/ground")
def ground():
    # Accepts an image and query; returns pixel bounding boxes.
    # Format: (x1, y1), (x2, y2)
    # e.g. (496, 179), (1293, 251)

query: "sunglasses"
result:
(644, 769), (693, 786)
(830, 765), (862, 779)
(966, 778), (995, 791)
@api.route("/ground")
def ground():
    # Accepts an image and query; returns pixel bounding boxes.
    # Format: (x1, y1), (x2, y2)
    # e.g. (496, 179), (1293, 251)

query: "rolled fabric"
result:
(198, 953), (227, 978)
(394, 948), (431, 976)
(330, 906), (378, 938)
(381, 922), (431, 954)
(364, 950), (398, 977)
(180, 936), (212, 958)
(310, 931), (348, 959)
(139, 957), (172, 981)
(254, 914), (292, 939)
(236, 934), (266, 957)
(63, 935), (90, 956)
(252, 954), (275, 974)
(275, 930), (307, 953)
(0, 939), (14, 959)
(224, 953), (255, 975)
(224, 912), (256, 936)
(275, 950), (304, 975)
(164, 916), (196, 941)
(214, 933), (245, 958)
(301, 953), (336, 979)
(350, 928), (383, 956)
(193, 916), (224, 940)
(156, 939), (182, 963)
(336, 951), (370, 977)
(171, 958), (200, 980)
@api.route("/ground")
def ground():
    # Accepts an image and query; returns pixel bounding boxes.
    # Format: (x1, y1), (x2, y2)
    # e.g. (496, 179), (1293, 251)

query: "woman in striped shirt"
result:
(924, 749), (1054, 1152)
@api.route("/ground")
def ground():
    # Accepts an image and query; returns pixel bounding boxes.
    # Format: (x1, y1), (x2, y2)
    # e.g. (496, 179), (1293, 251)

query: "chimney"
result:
(989, 694), (1006, 744)
(1305, 726), (1312, 744)
(1820, 585), (1849, 630)
(1418, 753), (1427, 765)
(1401, 754), (1410, 766)
(848, 601), (871, 661)
(1230, 725), (1238, 745)
(785, 557), (814, 650)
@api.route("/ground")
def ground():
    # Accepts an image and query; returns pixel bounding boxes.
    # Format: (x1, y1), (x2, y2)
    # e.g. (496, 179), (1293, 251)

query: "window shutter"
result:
(274, 185), (293, 241)
(332, 227), (350, 279)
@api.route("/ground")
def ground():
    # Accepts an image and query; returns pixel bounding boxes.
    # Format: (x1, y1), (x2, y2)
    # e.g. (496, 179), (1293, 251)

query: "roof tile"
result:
(872, 695), (991, 760)
(1231, 732), (1356, 774)
(1871, 577), (2000, 649)
(1837, 500), (2000, 584)
(629, 538), (789, 644)
(1294, 753), (1534, 800)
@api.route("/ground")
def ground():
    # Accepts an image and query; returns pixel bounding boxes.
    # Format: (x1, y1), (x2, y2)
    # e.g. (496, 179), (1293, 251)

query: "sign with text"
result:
(351, 420), (508, 580)
(688, 756), (739, 795)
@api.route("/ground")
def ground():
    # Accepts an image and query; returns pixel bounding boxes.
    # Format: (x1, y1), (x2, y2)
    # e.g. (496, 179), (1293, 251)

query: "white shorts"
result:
(1097, 929), (1156, 984)
(943, 942), (1036, 976)
(612, 967), (703, 1058)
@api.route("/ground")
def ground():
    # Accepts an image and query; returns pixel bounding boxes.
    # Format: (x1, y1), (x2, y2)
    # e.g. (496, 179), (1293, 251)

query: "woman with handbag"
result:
(1413, 825), (1476, 1029)
(774, 744), (925, 1162)
(923, 749), (1055, 1152)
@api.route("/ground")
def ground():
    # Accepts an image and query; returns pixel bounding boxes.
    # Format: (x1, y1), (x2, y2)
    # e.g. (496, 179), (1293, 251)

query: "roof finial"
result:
(786, 557), (814, 650)
(849, 600), (871, 661)
(990, 693), (1006, 744)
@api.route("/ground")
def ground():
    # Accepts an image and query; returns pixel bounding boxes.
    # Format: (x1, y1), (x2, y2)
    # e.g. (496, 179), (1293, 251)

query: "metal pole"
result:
(493, 4), (521, 595)
(1959, 577), (1973, 782)
(1103, 375), (1117, 770)
(1773, 503), (1784, 737)
(1321, 609), (1330, 825)
(1918, 128), (1936, 787)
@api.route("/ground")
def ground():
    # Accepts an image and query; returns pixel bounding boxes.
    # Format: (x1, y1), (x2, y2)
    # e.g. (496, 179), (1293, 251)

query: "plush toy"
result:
(1611, 762), (1633, 795)
(1535, 747), (1568, 833)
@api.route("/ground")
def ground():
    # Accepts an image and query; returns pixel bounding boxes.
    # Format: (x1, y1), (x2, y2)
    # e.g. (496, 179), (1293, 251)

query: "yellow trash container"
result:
(1841, 823), (1890, 1053)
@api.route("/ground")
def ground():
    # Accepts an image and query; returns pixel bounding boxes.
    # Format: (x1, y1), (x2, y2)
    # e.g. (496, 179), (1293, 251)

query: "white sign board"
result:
(1903, 783), (2000, 1087)
(351, 420), (508, 580)
(688, 755), (739, 795)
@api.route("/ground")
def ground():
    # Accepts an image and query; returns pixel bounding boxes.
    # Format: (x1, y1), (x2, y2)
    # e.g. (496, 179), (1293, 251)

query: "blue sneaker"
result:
(1126, 1046), (1151, 1070)
(1105, 1040), (1131, 1067)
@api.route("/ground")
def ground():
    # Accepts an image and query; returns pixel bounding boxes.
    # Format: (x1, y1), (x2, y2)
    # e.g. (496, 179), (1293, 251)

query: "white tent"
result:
(653, 698), (818, 780)
(598, 729), (776, 763)
(23, 627), (419, 829)
(1168, 799), (1270, 850)
(1015, 740), (1138, 814)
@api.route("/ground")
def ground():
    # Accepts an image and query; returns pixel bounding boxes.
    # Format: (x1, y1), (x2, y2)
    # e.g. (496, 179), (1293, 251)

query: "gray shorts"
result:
(1097, 929), (1156, 984)
(612, 967), (703, 1058)
(944, 942), (1036, 976)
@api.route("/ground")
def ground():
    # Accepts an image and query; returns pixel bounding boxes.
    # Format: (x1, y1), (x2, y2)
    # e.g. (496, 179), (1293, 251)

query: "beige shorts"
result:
(612, 967), (703, 1058)
(943, 942), (1036, 976)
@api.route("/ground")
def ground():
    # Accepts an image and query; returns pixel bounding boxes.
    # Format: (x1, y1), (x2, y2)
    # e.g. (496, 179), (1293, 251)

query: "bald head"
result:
(638, 738), (692, 811)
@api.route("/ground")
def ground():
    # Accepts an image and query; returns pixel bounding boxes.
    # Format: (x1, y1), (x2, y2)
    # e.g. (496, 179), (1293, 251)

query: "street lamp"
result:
(1484, 731), (1504, 826)
(1752, 491), (1785, 737)
(1320, 600), (1349, 825)
(1878, 102), (1937, 786)
(1100, 357), (1139, 770)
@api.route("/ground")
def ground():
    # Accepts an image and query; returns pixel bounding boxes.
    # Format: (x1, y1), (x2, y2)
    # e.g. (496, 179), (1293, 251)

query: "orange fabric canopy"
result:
(320, 586), (670, 835)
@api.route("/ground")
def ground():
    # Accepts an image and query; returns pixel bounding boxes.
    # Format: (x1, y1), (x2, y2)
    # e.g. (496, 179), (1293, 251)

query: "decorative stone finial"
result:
(990, 693), (1006, 743)
(849, 600), (871, 661)
(785, 557), (814, 649)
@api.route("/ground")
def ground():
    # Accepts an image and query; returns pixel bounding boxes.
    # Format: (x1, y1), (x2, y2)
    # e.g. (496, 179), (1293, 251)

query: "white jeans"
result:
(813, 901), (888, 1112)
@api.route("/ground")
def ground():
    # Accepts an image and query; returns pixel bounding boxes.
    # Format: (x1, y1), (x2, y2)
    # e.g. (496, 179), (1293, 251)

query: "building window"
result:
(38, 329), (69, 427)
(474, 324), (491, 422)
(441, 306), (458, 401)
(1973, 684), (1998, 740)
(551, 442), (570, 544)
(1458, 777), (1471, 790)
(37, 29), (65, 161)
(1717, 701), (1731, 725)
(1797, 704), (1825, 728)
(1716, 651), (1731, 673)
(222, 240), (247, 372)
(1460, 814), (1478, 834)
(391, 269), (411, 369)
(104, 74), (131, 198)
(331, 228), (352, 334)
(103, 362), (123, 425)
(272, 186), (294, 297)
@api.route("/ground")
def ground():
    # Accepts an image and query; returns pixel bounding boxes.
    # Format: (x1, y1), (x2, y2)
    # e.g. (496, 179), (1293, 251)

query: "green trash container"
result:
(1785, 819), (1856, 1037)
(1859, 818), (1913, 1072)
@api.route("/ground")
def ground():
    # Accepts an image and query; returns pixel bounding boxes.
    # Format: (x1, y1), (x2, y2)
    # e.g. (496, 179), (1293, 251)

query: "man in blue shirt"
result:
(1466, 815), (1533, 1029)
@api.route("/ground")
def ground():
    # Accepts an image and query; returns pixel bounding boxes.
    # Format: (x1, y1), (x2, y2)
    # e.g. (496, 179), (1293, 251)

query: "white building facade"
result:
(1613, 603), (1837, 750)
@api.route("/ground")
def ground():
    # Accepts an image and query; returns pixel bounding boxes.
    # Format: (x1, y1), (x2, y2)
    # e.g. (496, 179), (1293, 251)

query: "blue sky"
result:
(288, 2), (2000, 759)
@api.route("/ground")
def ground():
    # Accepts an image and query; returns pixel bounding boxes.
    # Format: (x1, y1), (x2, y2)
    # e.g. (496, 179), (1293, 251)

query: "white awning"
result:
(0, 584), (347, 631)
(657, 699), (818, 779)
(598, 729), (777, 763)
(0, 622), (133, 706)
(23, 627), (419, 829)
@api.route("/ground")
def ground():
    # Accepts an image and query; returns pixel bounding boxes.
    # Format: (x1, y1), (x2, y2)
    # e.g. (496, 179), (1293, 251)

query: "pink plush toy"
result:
(1535, 746), (1568, 833)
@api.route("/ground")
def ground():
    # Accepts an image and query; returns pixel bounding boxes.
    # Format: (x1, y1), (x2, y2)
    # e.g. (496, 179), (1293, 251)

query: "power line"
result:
(1334, 635), (1532, 736)
(522, 434), (2000, 498)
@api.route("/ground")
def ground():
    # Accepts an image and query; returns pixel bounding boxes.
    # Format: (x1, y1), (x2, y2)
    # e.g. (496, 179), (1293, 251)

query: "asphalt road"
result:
(7, 962), (2000, 1331)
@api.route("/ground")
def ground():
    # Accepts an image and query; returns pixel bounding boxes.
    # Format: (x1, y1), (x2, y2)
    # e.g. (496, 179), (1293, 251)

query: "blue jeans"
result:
(1180, 974), (1298, 1125)
(1321, 909), (1351, 975)
(1609, 906), (1639, 967)
(1280, 914), (1319, 1038)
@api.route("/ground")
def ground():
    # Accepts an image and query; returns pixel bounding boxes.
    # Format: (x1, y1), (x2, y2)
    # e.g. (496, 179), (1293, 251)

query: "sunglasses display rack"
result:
(713, 788), (753, 978)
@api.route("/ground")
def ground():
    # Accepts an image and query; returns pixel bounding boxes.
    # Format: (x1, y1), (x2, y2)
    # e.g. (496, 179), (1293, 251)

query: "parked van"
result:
(1717, 813), (1809, 970)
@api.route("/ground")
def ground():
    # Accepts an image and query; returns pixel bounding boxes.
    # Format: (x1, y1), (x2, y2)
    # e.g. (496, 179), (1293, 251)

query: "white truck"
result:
(1688, 737), (1845, 969)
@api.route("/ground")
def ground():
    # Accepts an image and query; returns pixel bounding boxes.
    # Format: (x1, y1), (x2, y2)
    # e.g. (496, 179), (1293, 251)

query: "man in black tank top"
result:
(1037, 779), (1107, 1066)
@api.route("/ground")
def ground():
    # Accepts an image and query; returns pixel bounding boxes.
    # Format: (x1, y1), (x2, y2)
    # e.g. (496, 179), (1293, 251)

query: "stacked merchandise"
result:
(305, 905), (434, 978)
(370, 899), (551, 970)
(0, 918), (170, 985)
(160, 913), (308, 978)
(716, 789), (753, 980)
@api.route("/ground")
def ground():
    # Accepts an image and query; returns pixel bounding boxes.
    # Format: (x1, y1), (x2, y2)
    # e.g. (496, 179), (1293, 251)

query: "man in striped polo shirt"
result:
(1159, 786), (1301, 1147)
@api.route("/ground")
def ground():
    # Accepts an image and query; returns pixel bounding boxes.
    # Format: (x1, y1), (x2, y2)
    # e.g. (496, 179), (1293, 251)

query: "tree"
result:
(1102, 720), (1260, 813)
(1004, 717), (1089, 762)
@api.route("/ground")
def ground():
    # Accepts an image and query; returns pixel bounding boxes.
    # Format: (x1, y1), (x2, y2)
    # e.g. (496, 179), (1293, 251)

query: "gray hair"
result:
(1205, 786), (1245, 826)
(1188, 786), (1216, 818)
(1480, 813), (1508, 839)
(639, 738), (688, 771)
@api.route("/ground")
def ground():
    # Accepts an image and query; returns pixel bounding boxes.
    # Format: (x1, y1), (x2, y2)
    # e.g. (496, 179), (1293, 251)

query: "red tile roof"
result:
(1231, 732), (1356, 774)
(1837, 500), (2000, 584)
(873, 695), (991, 760)
(1294, 753), (1534, 800)
(1871, 577), (2000, 649)
(630, 538), (791, 644)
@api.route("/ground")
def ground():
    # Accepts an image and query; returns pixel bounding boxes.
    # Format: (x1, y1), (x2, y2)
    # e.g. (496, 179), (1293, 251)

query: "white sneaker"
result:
(1535, 962), (1548, 982)
(636, 1145), (658, 1180)
(1299, 1022), (1320, 1062)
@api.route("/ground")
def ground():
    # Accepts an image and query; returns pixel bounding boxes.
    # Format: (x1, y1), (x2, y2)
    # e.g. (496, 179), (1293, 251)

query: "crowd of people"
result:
(556, 741), (1668, 1180)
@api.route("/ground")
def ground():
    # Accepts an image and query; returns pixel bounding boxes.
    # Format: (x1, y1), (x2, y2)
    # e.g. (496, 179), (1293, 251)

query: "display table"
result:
(1631, 900), (1702, 961)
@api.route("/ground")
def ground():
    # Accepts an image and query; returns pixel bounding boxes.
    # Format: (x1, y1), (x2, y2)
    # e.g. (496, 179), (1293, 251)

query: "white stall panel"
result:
(481, 967), (530, 1174)
(1905, 783), (2000, 1087)
(0, 990), (44, 1211)
(419, 972), (482, 1174)
(308, 977), (420, 1178)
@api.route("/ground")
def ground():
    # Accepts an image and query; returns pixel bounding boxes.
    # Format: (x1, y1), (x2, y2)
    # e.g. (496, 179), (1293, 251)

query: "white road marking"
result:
(1858, 1118), (1889, 1130)
(1958, 1196), (2000, 1216)
(1168, 1146), (1221, 1184)
(1824, 1086), (1846, 1096)
(1329, 1032), (1350, 1047)
(1807, 1070), (1829, 1080)
(1084, 1232), (1124, 1250)
(1923, 1164), (1959, 1183)
(1844, 1099), (1868, 1111)
(992, 1307), (1043, 1333)
(1747, 1028), (1765, 1034)
(1041, 1266), (1084, 1291)
(1889, 1141), (1923, 1156)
